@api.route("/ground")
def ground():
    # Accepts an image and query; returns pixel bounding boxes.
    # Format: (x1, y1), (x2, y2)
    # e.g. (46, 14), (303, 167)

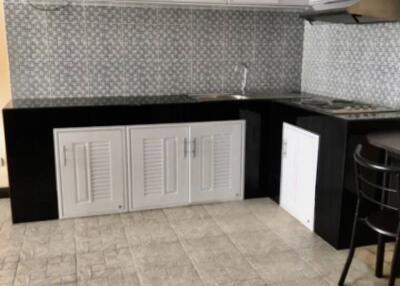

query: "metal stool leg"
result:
(376, 234), (385, 278)
(377, 151), (389, 278)
(339, 201), (361, 286)
(389, 228), (400, 286)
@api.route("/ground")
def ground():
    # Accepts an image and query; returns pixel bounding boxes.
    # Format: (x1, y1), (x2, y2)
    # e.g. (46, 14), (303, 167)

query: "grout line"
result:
(162, 207), (207, 286)
(206, 205), (270, 284)
(121, 215), (145, 286)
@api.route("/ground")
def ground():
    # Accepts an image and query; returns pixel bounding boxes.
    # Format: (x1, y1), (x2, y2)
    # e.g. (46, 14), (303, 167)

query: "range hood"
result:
(301, 0), (400, 24)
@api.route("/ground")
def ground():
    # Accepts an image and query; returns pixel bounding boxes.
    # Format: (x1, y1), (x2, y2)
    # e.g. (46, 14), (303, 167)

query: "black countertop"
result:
(5, 92), (400, 121)
(4, 94), (198, 109)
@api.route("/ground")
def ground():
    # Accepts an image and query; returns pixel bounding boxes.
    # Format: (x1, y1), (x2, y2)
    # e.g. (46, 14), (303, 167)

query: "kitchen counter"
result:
(5, 94), (198, 109)
(6, 92), (400, 121)
(4, 93), (400, 249)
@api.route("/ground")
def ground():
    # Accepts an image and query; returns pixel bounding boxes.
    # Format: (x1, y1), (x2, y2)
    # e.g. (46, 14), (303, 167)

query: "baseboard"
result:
(0, 187), (10, 198)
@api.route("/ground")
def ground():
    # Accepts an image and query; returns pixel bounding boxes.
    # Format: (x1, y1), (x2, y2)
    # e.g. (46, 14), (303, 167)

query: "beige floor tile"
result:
(132, 241), (192, 271)
(194, 252), (261, 285)
(78, 266), (139, 285)
(272, 222), (327, 250)
(247, 250), (320, 284)
(325, 274), (392, 286)
(0, 267), (16, 285)
(295, 241), (348, 262)
(356, 243), (398, 277)
(163, 205), (210, 221)
(48, 237), (76, 257)
(77, 251), (107, 281)
(14, 258), (49, 286)
(203, 278), (267, 286)
(104, 247), (135, 269)
(124, 221), (178, 246)
(170, 218), (224, 240)
(0, 198), (388, 286)
(101, 226), (129, 251)
(75, 236), (104, 254)
(229, 229), (291, 256)
(213, 213), (268, 234)
(47, 255), (76, 277)
(120, 209), (168, 226)
(139, 263), (203, 286)
(20, 235), (51, 260)
(310, 255), (374, 285)
(254, 207), (299, 229)
(204, 201), (252, 217)
(77, 270), (141, 286)
(181, 235), (238, 262)
(269, 276), (331, 286)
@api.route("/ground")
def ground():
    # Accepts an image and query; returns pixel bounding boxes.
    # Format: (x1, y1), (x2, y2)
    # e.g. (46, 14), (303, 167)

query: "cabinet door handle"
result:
(184, 138), (188, 158)
(192, 138), (197, 158)
(282, 140), (287, 157)
(63, 145), (68, 166)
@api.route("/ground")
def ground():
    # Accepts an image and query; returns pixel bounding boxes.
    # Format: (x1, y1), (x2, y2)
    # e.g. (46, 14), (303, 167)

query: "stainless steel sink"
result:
(190, 92), (312, 102)
(193, 93), (250, 101)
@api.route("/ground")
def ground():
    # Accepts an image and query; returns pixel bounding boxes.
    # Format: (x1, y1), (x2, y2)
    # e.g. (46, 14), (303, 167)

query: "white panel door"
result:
(190, 121), (244, 203)
(55, 127), (127, 218)
(129, 125), (190, 209)
(280, 123), (319, 231)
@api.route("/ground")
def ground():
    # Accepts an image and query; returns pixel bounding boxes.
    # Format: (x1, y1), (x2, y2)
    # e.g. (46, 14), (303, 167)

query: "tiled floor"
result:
(0, 198), (398, 286)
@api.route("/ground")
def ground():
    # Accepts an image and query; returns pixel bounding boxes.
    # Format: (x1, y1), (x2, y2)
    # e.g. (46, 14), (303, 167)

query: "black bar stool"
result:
(339, 145), (400, 286)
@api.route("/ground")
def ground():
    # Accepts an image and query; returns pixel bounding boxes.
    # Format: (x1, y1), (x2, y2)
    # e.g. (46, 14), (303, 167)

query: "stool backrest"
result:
(354, 145), (400, 212)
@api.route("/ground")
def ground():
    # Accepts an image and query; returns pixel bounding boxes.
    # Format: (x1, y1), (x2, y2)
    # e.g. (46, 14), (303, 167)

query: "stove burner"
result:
(299, 98), (391, 115)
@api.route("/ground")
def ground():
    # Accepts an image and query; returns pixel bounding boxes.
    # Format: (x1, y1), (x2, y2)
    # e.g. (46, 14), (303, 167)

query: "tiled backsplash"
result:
(4, 2), (304, 99)
(302, 22), (400, 107)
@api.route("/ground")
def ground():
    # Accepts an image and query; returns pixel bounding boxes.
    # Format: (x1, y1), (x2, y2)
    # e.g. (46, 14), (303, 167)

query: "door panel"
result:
(280, 123), (319, 231)
(55, 127), (126, 218)
(191, 121), (244, 203)
(129, 125), (189, 209)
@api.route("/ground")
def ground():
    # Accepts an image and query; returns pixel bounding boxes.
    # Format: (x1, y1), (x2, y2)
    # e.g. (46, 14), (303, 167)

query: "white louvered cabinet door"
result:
(129, 125), (190, 210)
(55, 127), (127, 218)
(190, 121), (245, 203)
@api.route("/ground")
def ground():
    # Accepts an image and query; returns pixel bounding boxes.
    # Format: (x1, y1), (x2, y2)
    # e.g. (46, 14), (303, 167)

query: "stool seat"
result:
(365, 210), (399, 238)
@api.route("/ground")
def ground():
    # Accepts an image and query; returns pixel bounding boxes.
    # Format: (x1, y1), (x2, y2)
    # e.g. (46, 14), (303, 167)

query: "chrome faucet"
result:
(235, 62), (249, 96)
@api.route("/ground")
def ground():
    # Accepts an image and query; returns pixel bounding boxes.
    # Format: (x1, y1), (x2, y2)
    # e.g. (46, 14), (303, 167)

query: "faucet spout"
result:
(235, 62), (249, 96)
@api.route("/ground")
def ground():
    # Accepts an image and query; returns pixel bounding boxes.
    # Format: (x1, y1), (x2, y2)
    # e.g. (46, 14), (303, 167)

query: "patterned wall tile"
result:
(10, 60), (51, 98)
(224, 9), (255, 26)
(192, 9), (224, 27)
(5, 3), (304, 99)
(46, 4), (84, 23)
(49, 60), (89, 98)
(192, 60), (225, 94)
(121, 7), (157, 25)
(159, 24), (192, 61)
(88, 61), (125, 97)
(157, 7), (191, 26)
(301, 21), (400, 107)
(123, 23), (160, 62)
(48, 21), (87, 61)
(125, 60), (160, 96)
(159, 61), (192, 94)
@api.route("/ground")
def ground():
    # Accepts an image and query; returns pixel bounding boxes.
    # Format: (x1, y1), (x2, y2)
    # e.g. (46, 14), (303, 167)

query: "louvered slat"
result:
(143, 138), (164, 195)
(89, 141), (112, 201)
(213, 134), (232, 189)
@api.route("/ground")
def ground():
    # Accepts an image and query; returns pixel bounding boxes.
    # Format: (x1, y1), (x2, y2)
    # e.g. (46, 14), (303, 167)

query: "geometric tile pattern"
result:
(0, 198), (388, 286)
(4, 2), (304, 99)
(302, 22), (400, 107)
